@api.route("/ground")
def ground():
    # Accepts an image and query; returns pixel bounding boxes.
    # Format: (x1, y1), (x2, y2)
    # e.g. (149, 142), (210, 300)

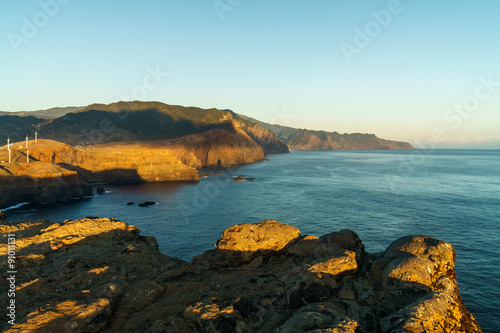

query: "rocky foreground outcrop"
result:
(0, 218), (482, 332)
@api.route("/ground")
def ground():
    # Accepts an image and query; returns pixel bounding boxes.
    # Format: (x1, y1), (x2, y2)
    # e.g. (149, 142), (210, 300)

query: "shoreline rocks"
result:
(0, 218), (483, 332)
(96, 184), (105, 194)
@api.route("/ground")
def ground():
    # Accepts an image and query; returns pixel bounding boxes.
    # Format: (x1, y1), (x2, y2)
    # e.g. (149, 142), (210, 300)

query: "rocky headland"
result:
(31, 101), (290, 156)
(155, 120), (267, 168)
(0, 139), (200, 208)
(1, 101), (413, 154)
(0, 162), (92, 208)
(0, 217), (482, 332)
(239, 116), (414, 151)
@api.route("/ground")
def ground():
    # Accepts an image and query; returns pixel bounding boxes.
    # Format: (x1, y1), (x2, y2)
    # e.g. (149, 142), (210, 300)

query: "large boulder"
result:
(318, 229), (365, 258)
(371, 235), (482, 332)
(372, 235), (457, 294)
(215, 220), (301, 264)
(380, 292), (483, 333)
(308, 250), (359, 277)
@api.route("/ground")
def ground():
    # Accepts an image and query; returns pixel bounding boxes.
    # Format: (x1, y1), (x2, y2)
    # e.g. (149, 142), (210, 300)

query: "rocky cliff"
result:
(87, 120), (268, 168)
(0, 218), (482, 332)
(0, 162), (92, 209)
(238, 121), (290, 154)
(0, 139), (199, 208)
(240, 115), (414, 151)
(72, 144), (200, 183)
(1, 139), (200, 184)
(33, 101), (289, 155)
(157, 120), (267, 167)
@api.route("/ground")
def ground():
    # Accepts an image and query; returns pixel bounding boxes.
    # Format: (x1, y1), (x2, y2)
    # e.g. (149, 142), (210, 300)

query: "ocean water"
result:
(5, 150), (500, 332)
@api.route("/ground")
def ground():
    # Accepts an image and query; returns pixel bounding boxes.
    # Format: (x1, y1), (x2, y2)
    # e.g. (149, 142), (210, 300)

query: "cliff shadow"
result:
(0, 172), (93, 209)
(57, 163), (145, 184)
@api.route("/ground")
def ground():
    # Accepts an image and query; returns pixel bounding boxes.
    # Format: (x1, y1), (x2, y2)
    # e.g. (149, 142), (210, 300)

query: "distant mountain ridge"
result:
(239, 115), (413, 150)
(42, 101), (288, 154)
(0, 102), (289, 162)
(0, 102), (413, 151)
(0, 107), (84, 119)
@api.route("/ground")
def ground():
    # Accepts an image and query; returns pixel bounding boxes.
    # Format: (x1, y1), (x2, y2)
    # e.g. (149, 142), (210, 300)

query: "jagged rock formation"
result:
(239, 121), (290, 154)
(0, 218), (482, 332)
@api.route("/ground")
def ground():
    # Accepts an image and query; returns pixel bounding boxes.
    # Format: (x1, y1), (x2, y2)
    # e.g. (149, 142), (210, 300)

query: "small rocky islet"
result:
(0, 216), (483, 332)
(233, 175), (256, 182)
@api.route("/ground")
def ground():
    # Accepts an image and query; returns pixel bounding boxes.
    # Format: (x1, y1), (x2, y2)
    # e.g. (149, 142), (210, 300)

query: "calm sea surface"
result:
(5, 150), (500, 332)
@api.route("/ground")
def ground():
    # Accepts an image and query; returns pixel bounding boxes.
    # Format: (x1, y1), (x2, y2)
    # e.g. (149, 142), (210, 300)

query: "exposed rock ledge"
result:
(0, 218), (482, 332)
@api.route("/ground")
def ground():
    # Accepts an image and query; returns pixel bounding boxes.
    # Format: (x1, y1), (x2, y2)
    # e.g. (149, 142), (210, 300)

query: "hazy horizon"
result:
(1, 100), (499, 149)
(1, 1), (499, 147)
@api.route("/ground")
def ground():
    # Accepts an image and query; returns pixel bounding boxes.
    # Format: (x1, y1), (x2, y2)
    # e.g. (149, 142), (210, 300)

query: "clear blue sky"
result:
(1, 0), (499, 147)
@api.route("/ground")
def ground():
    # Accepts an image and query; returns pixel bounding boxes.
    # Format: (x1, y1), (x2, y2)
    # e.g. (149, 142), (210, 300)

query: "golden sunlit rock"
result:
(0, 218), (483, 332)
